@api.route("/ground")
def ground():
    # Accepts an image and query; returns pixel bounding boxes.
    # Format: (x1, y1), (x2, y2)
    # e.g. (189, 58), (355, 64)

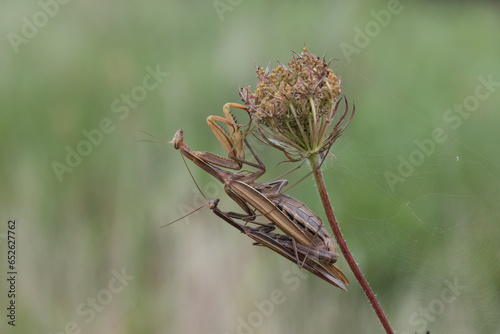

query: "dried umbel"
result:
(240, 47), (354, 161)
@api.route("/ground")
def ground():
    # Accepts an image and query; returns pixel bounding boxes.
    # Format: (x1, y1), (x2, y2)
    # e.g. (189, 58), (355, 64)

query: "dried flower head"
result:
(240, 47), (354, 161)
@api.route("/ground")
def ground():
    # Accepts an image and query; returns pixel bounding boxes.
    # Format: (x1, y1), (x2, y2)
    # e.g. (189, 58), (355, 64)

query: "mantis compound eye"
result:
(209, 199), (220, 209)
(171, 129), (184, 150)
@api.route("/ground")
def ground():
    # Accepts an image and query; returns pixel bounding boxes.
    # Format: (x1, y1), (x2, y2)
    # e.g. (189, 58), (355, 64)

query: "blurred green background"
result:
(1, 0), (500, 333)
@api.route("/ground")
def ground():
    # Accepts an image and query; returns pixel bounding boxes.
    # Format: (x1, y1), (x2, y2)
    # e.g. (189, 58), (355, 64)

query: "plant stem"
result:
(308, 153), (394, 334)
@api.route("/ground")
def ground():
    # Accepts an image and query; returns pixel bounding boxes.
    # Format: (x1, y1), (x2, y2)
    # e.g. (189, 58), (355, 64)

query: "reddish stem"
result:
(309, 154), (394, 334)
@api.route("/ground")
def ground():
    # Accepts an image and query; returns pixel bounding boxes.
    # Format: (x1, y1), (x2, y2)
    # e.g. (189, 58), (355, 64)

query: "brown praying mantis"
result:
(209, 198), (346, 289)
(170, 103), (349, 290)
